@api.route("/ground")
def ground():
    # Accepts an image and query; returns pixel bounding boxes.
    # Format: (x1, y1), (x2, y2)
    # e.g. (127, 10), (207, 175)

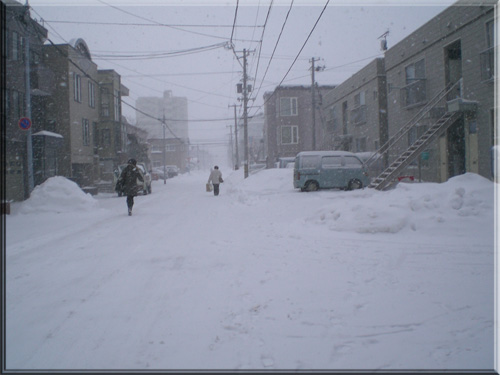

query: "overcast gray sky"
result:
(26, 0), (457, 157)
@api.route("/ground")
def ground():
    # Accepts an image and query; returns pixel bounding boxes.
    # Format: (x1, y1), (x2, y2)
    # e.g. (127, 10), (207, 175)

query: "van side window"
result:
(321, 156), (342, 168)
(344, 156), (363, 168)
(301, 156), (319, 168)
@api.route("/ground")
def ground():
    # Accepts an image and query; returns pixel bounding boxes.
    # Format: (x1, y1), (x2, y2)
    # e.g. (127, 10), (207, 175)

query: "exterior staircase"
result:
(365, 79), (463, 191)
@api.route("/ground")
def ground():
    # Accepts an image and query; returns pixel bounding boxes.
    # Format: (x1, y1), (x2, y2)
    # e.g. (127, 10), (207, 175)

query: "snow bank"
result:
(18, 176), (98, 214)
(225, 169), (294, 205)
(307, 173), (494, 234)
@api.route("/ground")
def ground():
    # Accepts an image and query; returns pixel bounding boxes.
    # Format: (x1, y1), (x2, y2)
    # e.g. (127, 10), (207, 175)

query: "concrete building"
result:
(263, 85), (336, 168)
(43, 38), (100, 188)
(321, 58), (388, 155)
(383, 0), (496, 183)
(4, 0), (55, 201)
(135, 90), (189, 171)
(96, 69), (129, 182)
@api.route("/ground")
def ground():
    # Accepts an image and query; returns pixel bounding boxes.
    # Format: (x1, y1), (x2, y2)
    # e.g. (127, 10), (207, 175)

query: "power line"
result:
(42, 20), (264, 28)
(249, 0), (330, 119)
(252, 0), (293, 107)
(92, 42), (229, 60)
(122, 71), (236, 77)
(96, 0), (257, 43)
(249, 0), (274, 95)
(230, 0), (239, 45)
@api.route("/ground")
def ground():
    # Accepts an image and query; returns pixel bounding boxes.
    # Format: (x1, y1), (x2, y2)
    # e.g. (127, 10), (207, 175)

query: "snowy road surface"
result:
(5, 169), (495, 370)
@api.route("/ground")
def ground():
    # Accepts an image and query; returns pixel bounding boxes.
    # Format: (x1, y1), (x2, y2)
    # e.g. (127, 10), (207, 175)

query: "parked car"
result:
(278, 157), (296, 168)
(152, 166), (169, 180)
(165, 165), (179, 178)
(114, 162), (152, 196)
(293, 151), (370, 192)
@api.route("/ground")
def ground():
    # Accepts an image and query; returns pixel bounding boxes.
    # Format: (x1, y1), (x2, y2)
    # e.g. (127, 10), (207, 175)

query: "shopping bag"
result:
(206, 183), (213, 192)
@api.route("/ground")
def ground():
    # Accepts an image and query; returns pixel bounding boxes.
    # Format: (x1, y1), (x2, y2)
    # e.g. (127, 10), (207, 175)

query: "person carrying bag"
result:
(207, 165), (223, 196)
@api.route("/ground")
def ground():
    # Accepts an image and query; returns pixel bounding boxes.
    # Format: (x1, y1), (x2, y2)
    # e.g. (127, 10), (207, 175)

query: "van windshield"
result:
(301, 155), (319, 169)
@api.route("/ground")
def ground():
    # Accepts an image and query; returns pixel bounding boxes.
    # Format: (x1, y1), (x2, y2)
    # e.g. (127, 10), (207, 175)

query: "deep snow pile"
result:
(18, 176), (98, 214)
(306, 173), (494, 234)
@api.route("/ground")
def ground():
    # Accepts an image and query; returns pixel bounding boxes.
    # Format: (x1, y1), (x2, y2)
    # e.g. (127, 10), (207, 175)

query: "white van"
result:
(293, 151), (370, 192)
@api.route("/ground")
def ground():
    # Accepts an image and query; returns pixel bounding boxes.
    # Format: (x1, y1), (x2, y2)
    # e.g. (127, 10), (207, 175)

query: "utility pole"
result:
(227, 124), (234, 169)
(162, 112), (166, 184)
(229, 104), (240, 170)
(310, 57), (319, 151)
(235, 48), (253, 178)
(242, 49), (250, 178)
(24, 4), (34, 193)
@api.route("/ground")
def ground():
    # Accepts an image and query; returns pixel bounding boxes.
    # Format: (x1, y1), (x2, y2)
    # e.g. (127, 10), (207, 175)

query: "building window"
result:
(281, 125), (298, 144)
(82, 118), (90, 146)
(355, 137), (367, 152)
(11, 31), (19, 61)
(74, 74), (82, 102)
(101, 129), (111, 146)
(480, 19), (495, 81)
(326, 106), (338, 131)
(19, 36), (25, 62)
(88, 82), (95, 108)
(11, 90), (24, 118)
(403, 59), (426, 106)
(102, 104), (110, 117)
(93, 122), (99, 146)
(351, 91), (367, 125)
(279, 97), (298, 117)
(114, 89), (120, 120)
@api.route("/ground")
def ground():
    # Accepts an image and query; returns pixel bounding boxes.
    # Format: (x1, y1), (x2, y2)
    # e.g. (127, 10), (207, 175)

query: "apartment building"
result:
(96, 69), (129, 182)
(135, 90), (189, 171)
(263, 85), (336, 168)
(4, 0), (53, 201)
(383, 0), (495, 183)
(42, 38), (100, 187)
(321, 58), (388, 156)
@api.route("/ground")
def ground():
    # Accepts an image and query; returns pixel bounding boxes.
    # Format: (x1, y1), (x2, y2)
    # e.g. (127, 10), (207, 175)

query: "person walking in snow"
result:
(207, 165), (223, 196)
(116, 158), (144, 216)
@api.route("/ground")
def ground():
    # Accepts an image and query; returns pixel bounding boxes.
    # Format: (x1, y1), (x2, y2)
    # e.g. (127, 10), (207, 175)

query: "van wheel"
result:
(305, 181), (319, 192)
(348, 179), (363, 190)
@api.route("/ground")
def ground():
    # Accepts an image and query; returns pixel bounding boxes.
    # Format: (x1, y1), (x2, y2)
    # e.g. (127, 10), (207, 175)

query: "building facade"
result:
(4, 0), (53, 201)
(42, 38), (100, 187)
(321, 58), (388, 156)
(263, 85), (336, 168)
(96, 69), (129, 182)
(135, 90), (189, 171)
(383, 0), (496, 183)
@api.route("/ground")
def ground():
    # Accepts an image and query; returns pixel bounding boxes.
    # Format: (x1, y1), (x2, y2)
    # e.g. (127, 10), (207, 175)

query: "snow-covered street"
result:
(5, 168), (495, 370)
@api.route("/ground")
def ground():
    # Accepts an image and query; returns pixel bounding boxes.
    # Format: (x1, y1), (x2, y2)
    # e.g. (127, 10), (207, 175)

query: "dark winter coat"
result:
(117, 164), (144, 196)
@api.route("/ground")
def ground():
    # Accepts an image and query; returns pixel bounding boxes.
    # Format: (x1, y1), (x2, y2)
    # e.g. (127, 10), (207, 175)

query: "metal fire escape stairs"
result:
(366, 80), (463, 191)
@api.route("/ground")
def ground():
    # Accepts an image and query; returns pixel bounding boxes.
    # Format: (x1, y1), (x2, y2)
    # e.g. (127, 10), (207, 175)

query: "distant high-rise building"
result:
(135, 90), (189, 171)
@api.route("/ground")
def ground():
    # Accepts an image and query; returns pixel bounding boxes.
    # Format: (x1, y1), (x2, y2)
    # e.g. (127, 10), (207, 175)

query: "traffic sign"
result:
(19, 117), (32, 131)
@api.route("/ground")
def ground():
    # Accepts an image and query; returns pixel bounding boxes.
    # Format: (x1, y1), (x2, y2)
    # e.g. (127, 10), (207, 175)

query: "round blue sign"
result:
(19, 117), (32, 130)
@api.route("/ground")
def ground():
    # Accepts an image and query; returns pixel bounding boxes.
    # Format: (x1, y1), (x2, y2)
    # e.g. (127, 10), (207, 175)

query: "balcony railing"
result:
(401, 79), (426, 107)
